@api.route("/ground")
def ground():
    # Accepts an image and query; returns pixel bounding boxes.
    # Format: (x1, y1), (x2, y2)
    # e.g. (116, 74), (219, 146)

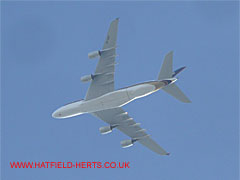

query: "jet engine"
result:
(88, 46), (116, 59)
(120, 139), (134, 148)
(88, 51), (101, 59)
(99, 126), (112, 134)
(81, 74), (93, 82)
(99, 124), (118, 135)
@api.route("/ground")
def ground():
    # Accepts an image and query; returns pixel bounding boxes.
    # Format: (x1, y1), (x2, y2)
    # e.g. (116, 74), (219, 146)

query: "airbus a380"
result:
(52, 18), (191, 155)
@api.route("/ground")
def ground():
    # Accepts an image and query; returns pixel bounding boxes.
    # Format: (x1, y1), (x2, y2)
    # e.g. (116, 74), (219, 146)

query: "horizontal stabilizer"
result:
(162, 83), (191, 103)
(172, 66), (186, 77)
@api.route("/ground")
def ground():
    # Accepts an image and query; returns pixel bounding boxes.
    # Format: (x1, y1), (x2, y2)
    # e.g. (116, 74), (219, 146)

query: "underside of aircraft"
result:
(52, 18), (191, 155)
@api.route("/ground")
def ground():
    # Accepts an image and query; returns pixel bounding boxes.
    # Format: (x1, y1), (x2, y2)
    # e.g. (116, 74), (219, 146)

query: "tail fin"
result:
(158, 51), (173, 80)
(158, 51), (191, 103)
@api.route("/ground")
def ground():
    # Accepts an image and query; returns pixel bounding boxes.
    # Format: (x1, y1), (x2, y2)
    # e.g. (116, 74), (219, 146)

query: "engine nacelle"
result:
(121, 139), (134, 148)
(99, 126), (112, 135)
(88, 50), (101, 59)
(81, 74), (93, 82)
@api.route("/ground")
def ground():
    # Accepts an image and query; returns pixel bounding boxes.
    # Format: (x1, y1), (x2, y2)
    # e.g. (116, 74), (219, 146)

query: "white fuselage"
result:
(52, 79), (176, 119)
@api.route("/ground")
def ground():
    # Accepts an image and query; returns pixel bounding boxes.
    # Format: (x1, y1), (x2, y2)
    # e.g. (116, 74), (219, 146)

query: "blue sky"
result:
(2, 1), (239, 180)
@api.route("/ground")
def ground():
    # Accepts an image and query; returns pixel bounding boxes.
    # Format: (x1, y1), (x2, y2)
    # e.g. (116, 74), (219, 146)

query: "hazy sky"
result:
(2, 1), (239, 180)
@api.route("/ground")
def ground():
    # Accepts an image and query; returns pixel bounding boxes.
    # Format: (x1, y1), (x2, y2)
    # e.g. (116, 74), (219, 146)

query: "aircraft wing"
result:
(92, 108), (169, 155)
(85, 18), (119, 100)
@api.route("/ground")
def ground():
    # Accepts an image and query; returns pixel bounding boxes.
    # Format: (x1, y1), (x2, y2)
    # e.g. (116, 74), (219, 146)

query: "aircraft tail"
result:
(158, 51), (191, 103)
(162, 84), (191, 103)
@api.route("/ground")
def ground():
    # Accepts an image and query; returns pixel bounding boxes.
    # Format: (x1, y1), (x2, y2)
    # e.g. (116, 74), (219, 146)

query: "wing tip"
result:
(168, 51), (174, 55)
(183, 99), (192, 103)
(112, 17), (120, 23)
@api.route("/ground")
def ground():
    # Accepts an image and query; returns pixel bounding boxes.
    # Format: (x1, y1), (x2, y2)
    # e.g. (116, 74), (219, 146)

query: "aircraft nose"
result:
(52, 110), (62, 119)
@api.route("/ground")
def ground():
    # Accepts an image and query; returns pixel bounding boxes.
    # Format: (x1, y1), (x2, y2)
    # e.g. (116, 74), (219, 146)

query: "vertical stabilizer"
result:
(158, 51), (191, 103)
(158, 51), (173, 80)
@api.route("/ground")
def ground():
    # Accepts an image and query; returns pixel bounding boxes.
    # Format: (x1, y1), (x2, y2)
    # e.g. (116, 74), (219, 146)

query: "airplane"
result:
(52, 18), (191, 155)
